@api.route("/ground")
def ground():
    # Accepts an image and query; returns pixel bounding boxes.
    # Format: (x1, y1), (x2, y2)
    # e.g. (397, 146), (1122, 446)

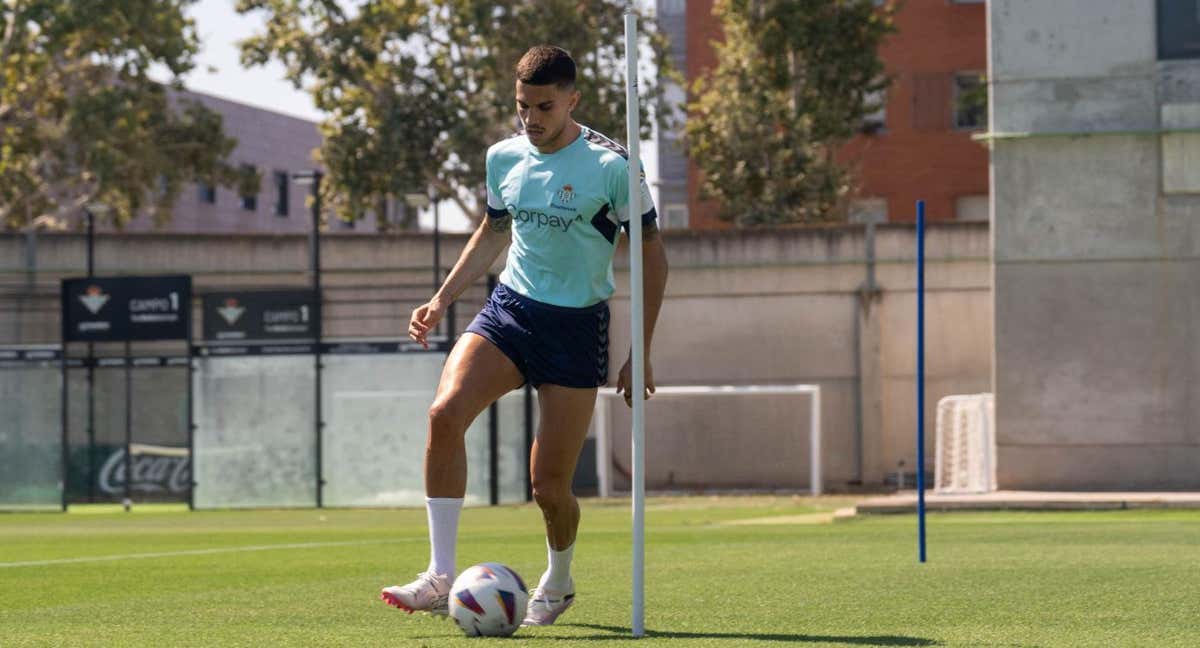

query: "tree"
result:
(685, 0), (895, 225)
(0, 0), (255, 230)
(236, 0), (676, 228)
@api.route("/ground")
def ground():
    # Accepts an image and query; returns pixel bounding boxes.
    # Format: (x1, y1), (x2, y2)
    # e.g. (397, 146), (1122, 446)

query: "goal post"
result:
(592, 384), (823, 497)
(934, 393), (996, 494)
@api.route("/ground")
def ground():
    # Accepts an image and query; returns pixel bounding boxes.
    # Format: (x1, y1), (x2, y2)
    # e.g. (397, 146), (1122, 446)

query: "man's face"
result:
(516, 81), (579, 149)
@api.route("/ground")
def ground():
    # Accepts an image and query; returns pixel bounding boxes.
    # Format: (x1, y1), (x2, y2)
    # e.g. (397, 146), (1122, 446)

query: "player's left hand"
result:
(616, 355), (655, 408)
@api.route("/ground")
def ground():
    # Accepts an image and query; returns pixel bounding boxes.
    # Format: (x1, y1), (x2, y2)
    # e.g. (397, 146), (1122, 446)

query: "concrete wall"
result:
(990, 1), (1200, 489)
(0, 224), (991, 491)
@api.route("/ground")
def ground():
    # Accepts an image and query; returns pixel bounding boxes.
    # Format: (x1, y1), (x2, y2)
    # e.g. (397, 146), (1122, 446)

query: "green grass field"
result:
(1, 497), (1197, 647)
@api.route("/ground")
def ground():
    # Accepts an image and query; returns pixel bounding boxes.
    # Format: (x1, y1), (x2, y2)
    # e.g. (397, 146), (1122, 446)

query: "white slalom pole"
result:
(623, 10), (646, 639)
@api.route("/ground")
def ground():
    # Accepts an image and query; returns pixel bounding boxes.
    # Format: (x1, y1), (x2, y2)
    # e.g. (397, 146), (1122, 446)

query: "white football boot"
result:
(380, 571), (451, 616)
(521, 580), (575, 626)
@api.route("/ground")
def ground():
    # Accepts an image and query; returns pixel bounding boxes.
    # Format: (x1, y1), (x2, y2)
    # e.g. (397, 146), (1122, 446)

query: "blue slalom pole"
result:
(916, 200), (927, 563)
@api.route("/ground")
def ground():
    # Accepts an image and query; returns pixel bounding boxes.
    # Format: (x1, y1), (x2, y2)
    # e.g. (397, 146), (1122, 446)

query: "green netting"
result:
(0, 364), (62, 510)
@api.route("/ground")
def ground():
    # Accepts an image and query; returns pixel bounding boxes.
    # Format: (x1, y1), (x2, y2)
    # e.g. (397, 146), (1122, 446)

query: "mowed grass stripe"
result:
(1, 500), (1198, 647)
(0, 538), (411, 568)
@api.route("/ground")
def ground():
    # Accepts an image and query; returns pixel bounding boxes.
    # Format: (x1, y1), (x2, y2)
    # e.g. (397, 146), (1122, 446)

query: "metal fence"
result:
(0, 239), (545, 510)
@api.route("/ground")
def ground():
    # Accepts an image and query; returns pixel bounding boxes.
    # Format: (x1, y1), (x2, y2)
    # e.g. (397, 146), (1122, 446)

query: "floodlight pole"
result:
(404, 192), (438, 293)
(295, 170), (325, 508)
(312, 172), (324, 509)
(624, 10), (647, 639)
(916, 200), (927, 563)
(433, 199), (441, 292)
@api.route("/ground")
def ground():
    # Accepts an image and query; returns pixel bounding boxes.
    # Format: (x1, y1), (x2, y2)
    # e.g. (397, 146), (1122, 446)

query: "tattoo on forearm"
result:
(487, 214), (512, 234)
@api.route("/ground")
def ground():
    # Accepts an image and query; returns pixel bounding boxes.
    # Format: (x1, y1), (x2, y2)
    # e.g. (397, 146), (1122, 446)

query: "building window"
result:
(861, 88), (887, 134)
(274, 171), (289, 217)
(240, 164), (258, 212)
(198, 182), (216, 204)
(659, 0), (685, 15)
(912, 73), (951, 132)
(1158, 0), (1200, 60)
(953, 72), (987, 131)
(849, 198), (888, 224)
(955, 195), (989, 222)
(661, 204), (688, 229)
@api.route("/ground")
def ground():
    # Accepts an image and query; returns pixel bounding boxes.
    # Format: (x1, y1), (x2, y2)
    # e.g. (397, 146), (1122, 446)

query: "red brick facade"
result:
(685, 0), (989, 227)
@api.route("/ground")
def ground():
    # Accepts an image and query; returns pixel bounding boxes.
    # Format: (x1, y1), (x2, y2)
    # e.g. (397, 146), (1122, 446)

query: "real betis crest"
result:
(557, 184), (575, 204)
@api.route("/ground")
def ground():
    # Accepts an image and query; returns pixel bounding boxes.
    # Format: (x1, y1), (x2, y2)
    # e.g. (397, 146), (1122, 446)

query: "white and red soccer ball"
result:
(448, 562), (529, 637)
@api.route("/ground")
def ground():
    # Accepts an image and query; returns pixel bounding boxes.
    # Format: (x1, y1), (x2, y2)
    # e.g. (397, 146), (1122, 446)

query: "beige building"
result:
(87, 90), (407, 236)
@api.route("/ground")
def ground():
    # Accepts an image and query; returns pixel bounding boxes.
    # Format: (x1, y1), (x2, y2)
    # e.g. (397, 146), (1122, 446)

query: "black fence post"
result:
(524, 382), (533, 503)
(482, 274), (498, 505)
(187, 297), (196, 511)
(59, 342), (68, 513)
(86, 356), (94, 502)
(488, 401), (499, 506)
(86, 208), (95, 504)
(123, 340), (132, 512)
(308, 172), (326, 509)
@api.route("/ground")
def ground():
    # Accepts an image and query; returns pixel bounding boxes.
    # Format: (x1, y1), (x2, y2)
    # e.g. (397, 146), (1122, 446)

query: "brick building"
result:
(658, 0), (989, 228)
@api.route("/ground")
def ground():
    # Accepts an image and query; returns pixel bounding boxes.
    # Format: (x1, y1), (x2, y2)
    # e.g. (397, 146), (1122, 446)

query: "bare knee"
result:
(427, 398), (473, 454)
(531, 474), (574, 513)
(429, 396), (468, 431)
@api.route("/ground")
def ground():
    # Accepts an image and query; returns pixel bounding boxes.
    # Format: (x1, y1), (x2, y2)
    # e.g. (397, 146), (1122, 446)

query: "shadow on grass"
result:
(545, 623), (939, 645)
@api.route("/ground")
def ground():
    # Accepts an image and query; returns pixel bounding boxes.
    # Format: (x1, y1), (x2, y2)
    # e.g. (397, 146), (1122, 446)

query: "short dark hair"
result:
(516, 46), (576, 88)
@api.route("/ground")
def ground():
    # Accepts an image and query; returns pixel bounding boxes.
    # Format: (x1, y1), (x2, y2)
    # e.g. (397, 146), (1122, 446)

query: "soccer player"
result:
(380, 45), (668, 626)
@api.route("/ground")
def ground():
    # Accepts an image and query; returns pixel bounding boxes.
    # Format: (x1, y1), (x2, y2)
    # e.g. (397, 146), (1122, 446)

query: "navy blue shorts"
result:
(464, 283), (609, 389)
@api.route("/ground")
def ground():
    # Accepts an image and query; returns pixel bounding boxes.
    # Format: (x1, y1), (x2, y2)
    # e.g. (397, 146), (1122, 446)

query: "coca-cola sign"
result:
(98, 447), (191, 496)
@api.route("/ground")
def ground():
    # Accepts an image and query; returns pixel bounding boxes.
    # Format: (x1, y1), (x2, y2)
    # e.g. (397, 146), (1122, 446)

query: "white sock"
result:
(425, 497), (462, 579)
(539, 539), (574, 592)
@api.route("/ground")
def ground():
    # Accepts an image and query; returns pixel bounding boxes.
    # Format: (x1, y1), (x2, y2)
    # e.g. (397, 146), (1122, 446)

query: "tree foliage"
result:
(685, 0), (895, 225)
(237, 0), (676, 228)
(0, 0), (253, 230)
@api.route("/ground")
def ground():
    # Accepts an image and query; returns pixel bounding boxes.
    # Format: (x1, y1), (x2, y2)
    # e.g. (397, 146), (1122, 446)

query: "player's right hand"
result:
(409, 298), (447, 349)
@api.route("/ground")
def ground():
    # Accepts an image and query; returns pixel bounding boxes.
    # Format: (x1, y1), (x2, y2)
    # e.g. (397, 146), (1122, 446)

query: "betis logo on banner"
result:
(202, 290), (316, 342)
(79, 285), (110, 315)
(61, 275), (191, 342)
(217, 298), (245, 326)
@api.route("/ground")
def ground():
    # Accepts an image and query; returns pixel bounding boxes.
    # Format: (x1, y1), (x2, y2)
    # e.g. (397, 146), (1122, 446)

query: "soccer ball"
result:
(448, 562), (529, 637)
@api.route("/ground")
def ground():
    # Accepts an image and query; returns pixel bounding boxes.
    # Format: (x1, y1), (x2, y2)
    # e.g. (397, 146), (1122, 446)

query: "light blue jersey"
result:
(486, 125), (657, 308)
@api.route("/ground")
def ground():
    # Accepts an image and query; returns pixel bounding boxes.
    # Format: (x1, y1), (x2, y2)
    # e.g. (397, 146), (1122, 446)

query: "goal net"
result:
(590, 384), (822, 496)
(934, 393), (996, 494)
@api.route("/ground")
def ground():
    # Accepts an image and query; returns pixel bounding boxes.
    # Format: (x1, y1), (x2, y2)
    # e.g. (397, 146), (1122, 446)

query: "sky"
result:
(180, 0), (325, 122)
(171, 0), (661, 233)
